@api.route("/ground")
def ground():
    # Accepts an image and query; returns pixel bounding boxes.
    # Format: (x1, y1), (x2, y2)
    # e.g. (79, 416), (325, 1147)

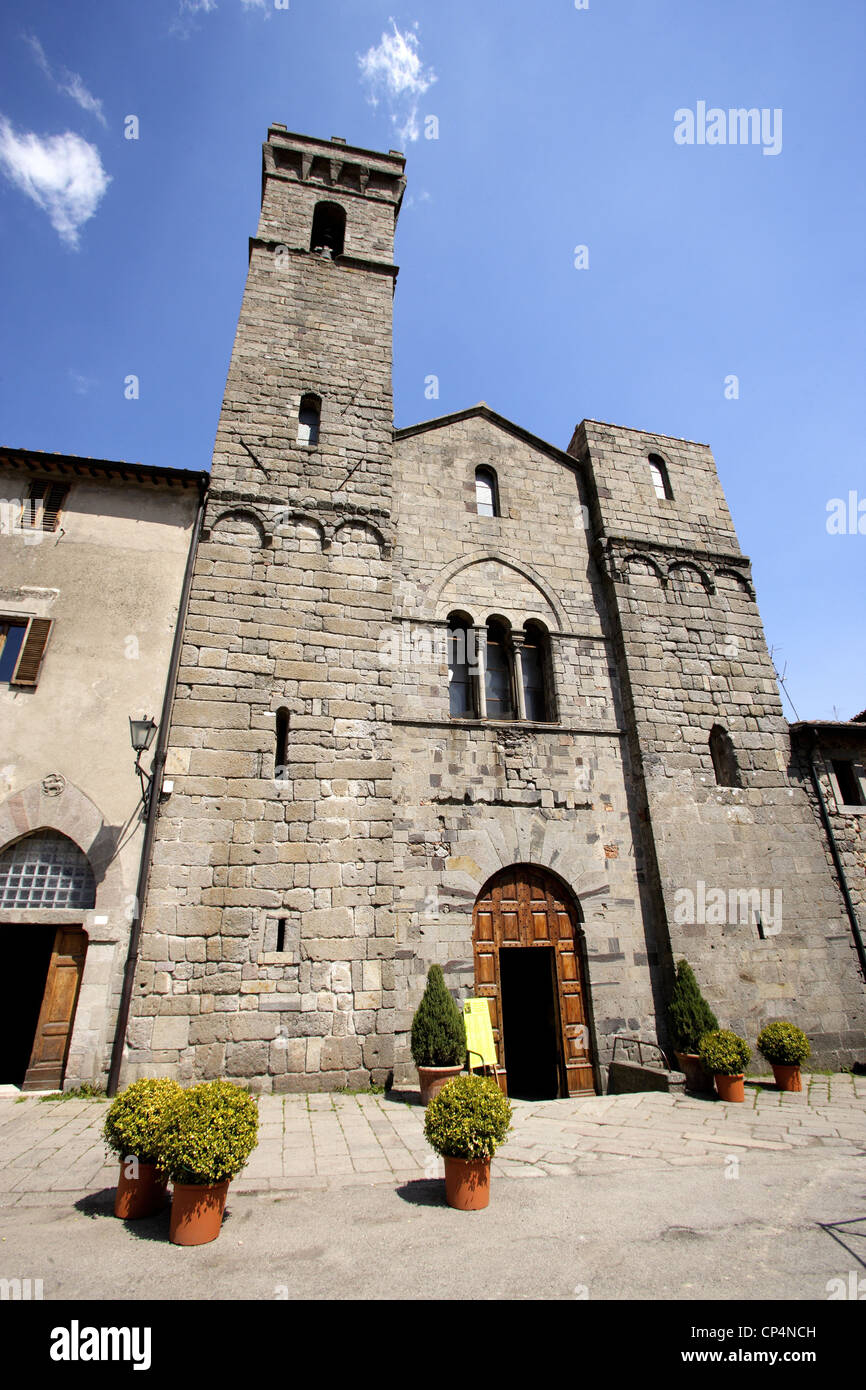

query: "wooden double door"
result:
(2, 926), (88, 1091)
(472, 867), (596, 1097)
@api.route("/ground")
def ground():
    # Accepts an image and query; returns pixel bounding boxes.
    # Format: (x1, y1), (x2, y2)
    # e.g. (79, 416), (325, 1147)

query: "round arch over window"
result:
(484, 617), (514, 720)
(648, 453), (673, 500)
(475, 467), (499, 517)
(0, 831), (96, 910)
(447, 612), (477, 717)
(310, 201), (346, 258)
(297, 393), (321, 446)
(521, 621), (554, 722)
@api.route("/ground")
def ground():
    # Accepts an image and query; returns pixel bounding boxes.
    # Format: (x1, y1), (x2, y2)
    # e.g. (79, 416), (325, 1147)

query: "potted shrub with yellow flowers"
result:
(157, 1080), (259, 1246)
(103, 1077), (182, 1219)
(699, 1029), (751, 1103)
(411, 964), (467, 1105)
(757, 1021), (811, 1092)
(424, 1073), (512, 1211)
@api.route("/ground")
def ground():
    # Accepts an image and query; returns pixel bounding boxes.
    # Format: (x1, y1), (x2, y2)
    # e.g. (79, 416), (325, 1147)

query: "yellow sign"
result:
(463, 998), (498, 1069)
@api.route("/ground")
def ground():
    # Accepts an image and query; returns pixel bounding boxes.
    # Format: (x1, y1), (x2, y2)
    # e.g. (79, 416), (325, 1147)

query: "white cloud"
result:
(171, 0), (218, 35)
(69, 370), (97, 396)
(358, 21), (436, 144)
(240, 0), (268, 8)
(23, 34), (108, 127)
(61, 73), (108, 127)
(0, 119), (111, 248)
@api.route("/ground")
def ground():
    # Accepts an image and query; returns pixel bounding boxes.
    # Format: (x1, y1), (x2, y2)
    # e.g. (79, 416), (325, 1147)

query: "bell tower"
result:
(124, 130), (405, 1091)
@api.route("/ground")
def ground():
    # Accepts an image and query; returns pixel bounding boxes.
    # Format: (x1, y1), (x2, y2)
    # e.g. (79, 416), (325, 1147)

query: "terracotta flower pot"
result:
(444, 1157), (491, 1211)
(113, 1161), (169, 1220)
(418, 1065), (463, 1106)
(714, 1073), (745, 1103)
(771, 1063), (802, 1092)
(169, 1180), (230, 1246)
(674, 1052), (714, 1094)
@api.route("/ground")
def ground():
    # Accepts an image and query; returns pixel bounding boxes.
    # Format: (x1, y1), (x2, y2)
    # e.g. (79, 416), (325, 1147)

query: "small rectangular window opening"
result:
(832, 759), (865, 807)
(276, 918), (287, 953)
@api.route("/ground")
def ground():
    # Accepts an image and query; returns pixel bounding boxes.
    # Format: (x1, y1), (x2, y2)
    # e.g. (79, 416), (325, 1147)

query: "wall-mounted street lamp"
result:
(129, 715), (158, 813)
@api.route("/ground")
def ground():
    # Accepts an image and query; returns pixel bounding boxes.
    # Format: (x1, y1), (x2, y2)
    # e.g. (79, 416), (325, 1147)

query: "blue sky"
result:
(0, 0), (863, 720)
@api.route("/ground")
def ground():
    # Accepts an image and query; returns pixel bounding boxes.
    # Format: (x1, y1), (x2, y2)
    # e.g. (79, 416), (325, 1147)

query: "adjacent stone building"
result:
(0, 449), (204, 1089)
(115, 127), (865, 1093)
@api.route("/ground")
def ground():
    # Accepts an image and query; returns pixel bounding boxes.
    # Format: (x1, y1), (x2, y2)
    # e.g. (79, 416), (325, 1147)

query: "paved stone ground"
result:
(0, 1072), (863, 1205)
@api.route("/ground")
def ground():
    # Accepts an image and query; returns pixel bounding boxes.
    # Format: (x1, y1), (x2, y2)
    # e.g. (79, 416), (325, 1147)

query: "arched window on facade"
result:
(297, 393), (321, 446)
(649, 453), (673, 500)
(709, 724), (741, 788)
(447, 613), (475, 717)
(475, 467), (499, 517)
(521, 622), (553, 722)
(485, 618), (515, 720)
(310, 202), (346, 258)
(0, 831), (95, 910)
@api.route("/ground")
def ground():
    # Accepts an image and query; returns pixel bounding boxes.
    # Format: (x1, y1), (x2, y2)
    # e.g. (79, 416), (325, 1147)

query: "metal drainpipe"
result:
(807, 735), (866, 985)
(107, 473), (210, 1095)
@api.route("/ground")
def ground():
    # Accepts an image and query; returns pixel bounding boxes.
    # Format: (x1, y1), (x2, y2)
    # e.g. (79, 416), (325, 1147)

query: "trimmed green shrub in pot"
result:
(667, 959), (719, 1054)
(157, 1080), (259, 1186)
(424, 1074), (512, 1161)
(411, 965), (466, 1068)
(103, 1077), (183, 1220)
(698, 1029), (751, 1077)
(757, 1022), (811, 1067)
(103, 1078), (183, 1164)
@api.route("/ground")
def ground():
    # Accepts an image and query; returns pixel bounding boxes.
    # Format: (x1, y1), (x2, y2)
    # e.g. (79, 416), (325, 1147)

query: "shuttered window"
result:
(1, 617), (53, 687)
(22, 481), (69, 532)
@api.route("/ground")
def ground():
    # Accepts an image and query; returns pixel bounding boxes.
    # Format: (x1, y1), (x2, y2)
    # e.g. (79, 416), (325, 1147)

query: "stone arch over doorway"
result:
(0, 782), (131, 1091)
(472, 864), (597, 1098)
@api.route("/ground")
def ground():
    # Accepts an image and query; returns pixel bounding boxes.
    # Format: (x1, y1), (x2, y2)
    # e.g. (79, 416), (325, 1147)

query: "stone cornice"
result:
(249, 238), (399, 278)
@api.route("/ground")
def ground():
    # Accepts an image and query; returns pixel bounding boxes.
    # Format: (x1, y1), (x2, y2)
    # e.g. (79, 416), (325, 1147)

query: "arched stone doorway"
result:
(472, 865), (596, 1098)
(0, 831), (93, 1090)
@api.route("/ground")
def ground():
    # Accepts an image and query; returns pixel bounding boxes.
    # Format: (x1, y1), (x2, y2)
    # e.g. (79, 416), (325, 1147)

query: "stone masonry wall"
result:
(572, 420), (866, 1068)
(390, 409), (665, 1087)
(122, 131), (403, 1091)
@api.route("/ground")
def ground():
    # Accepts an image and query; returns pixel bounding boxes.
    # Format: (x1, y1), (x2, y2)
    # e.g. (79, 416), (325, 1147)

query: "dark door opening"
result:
(499, 946), (562, 1100)
(1, 925), (56, 1085)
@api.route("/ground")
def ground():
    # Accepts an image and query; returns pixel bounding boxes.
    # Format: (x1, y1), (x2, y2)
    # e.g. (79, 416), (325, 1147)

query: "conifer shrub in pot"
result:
(757, 1022), (810, 1092)
(410, 964), (467, 1104)
(157, 1080), (259, 1245)
(667, 959), (718, 1093)
(103, 1078), (182, 1219)
(424, 1074), (513, 1210)
(698, 1030), (751, 1103)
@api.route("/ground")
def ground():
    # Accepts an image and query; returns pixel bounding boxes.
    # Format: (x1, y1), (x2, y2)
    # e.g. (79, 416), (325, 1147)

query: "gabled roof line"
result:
(394, 403), (580, 471)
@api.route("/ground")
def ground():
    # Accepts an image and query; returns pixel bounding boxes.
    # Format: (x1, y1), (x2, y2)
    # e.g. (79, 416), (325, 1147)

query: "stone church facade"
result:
(3, 128), (863, 1099)
(0, 124), (805, 1094)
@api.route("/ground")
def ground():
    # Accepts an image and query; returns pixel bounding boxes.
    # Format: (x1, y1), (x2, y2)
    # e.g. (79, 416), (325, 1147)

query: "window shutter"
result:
(41, 484), (68, 532)
(11, 618), (52, 687)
